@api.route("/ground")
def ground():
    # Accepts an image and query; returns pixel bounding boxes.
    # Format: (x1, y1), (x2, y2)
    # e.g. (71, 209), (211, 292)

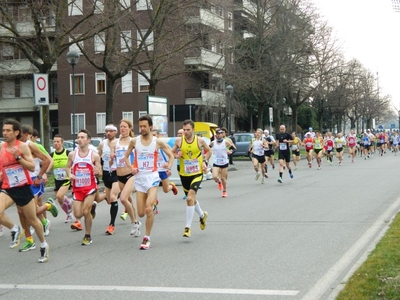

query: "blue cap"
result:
(309, 127), (313, 130)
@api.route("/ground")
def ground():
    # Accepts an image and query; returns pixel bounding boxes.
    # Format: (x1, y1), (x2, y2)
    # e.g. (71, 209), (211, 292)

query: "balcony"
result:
(185, 89), (225, 106)
(184, 48), (225, 71)
(186, 8), (225, 32)
(0, 59), (57, 76)
(234, 0), (257, 17)
(0, 96), (58, 112)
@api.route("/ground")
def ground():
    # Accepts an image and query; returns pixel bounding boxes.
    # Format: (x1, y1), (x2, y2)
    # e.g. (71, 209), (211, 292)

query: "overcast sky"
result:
(312, 0), (400, 110)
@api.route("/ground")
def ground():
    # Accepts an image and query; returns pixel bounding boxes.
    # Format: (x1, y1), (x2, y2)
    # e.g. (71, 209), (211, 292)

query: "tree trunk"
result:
(257, 102), (265, 129)
(106, 78), (116, 124)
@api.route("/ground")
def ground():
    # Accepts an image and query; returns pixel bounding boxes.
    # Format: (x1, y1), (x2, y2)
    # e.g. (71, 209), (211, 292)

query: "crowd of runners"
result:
(1, 116), (398, 262)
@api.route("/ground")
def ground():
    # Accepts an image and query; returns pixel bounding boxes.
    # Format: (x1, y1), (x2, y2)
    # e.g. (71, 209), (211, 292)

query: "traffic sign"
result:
(34, 73), (49, 106)
(391, 124), (395, 128)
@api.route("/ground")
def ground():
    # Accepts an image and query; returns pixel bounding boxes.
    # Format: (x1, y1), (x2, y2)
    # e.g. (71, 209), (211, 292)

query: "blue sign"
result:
(378, 125), (384, 129)
(391, 124), (396, 128)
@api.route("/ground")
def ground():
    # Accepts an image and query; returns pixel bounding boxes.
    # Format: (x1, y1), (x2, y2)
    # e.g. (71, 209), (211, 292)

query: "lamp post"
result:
(66, 51), (80, 149)
(226, 85), (233, 134)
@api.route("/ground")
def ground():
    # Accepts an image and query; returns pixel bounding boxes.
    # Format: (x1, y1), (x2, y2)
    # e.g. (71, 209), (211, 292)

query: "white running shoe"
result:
(130, 221), (142, 237)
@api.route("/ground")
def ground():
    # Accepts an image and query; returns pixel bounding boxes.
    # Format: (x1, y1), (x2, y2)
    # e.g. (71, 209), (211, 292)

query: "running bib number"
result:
(75, 169), (91, 187)
(54, 168), (67, 180)
(5, 165), (29, 187)
(327, 146), (333, 150)
(115, 150), (126, 167)
(184, 158), (200, 174)
(137, 153), (155, 171)
(215, 154), (225, 165)
(279, 143), (287, 151)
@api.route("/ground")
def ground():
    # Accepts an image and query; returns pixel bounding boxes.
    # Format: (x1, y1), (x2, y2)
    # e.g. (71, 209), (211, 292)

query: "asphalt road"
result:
(0, 152), (399, 300)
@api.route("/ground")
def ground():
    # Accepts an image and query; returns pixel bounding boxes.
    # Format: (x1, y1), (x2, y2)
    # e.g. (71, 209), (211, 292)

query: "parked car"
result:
(232, 132), (254, 159)
(90, 137), (103, 148)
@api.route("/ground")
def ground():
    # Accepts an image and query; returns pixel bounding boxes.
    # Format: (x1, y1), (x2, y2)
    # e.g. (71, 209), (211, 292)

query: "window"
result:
(212, 112), (218, 124)
(94, 0), (104, 13)
(1, 45), (14, 60)
(119, 0), (131, 11)
(137, 30), (153, 51)
(18, 6), (32, 22)
(120, 30), (131, 52)
(69, 35), (83, 53)
(137, 0), (153, 10)
(94, 33), (105, 53)
(70, 74), (85, 95)
(95, 73), (106, 94)
(71, 113), (85, 134)
(211, 39), (216, 52)
(219, 42), (224, 55)
(210, 3), (215, 13)
(69, 0), (83, 16)
(121, 71), (132, 93)
(15, 79), (20, 98)
(228, 12), (233, 30)
(96, 112), (106, 133)
(139, 111), (147, 118)
(228, 48), (234, 64)
(219, 7), (224, 17)
(138, 71), (150, 92)
(122, 111), (133, 124)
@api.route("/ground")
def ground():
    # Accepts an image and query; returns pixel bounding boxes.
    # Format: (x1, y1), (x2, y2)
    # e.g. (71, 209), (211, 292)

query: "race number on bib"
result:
(184, 158), (200, 174)
(279, 143), (287, 150)
(54, 168), (67, 180)
(5, 165), (29, 187)
(75, 169), (91, 187)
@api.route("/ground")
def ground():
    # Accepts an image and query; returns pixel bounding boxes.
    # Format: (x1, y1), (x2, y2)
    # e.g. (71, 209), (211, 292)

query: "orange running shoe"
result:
(106, 225), (115, 235)
(71, 221), (83, 231)
(218, 181), (223, 191)
(170, 182), (178, 195)
(222, 191), (227, 198)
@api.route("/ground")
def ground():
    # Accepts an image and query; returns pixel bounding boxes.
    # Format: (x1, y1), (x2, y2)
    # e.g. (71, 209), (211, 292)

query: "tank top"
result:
(101, 139), (117, 172)
(347, 135), (356, 147)
(326, 139), (334, 150)
(133, 136), (158, 174)
(115, 138), (133, 168)
(52, 148), (70, 180)
(72, 149), (97, 190)
(304, 137), (313, 150)
(213, 139), (229, 166)
(314, 138), (323, 149)
(25, 140), (41, 177)
(179, 135), (203, 177)
(335, 137), (345, 148)
(0, 141), (32, 189)
(252, 138), (265, 156)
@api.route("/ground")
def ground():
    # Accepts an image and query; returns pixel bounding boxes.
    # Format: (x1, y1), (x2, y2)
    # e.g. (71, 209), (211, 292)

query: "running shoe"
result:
(183, 227), (191, 237)
(81, 236), (92, 246)
(0, 225), (3, 237)
(294, 166), (298, 170)
(44, 219), (51, 236)
(62, 196), (72, 214)
(140, 237), (151, 250)
(255, 173), (261, 181)
(318, 166), (321, 170)
(217, 181), (223, 191)
(120, 211), (128, 221)
(106, 225), (115, 235)
(200, 211), (208, 230)
(38, 244), (49, 263)
(290, 173), (294, 179)
(339, 161), (342, 166)
(46, 198), (58, 218)
(261, 178), (265, 184)
(90, 202), (97, 219)
(153, 200), (159, 215)
(264, 173), (269, 178)
(277, 177), (283, 183)
(170, 182), (178, 195)
(222, 191), (227, 198)
(65, 214), (73, 223)
(130, 221), (142, 237)
(10, 226), (23, 249)
(19, 240), (36, 252)
(308, 162), (312, 168)
(71, 220), (83, 231)
(272, 164), (275, 169)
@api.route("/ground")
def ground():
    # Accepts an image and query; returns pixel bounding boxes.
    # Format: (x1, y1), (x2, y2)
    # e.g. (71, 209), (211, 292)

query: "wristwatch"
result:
(16, 155), (21, 161)
(37, 175), (42, 180)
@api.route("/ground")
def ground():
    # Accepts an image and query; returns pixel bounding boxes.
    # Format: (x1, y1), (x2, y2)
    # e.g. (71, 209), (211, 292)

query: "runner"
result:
(291, 132), (301, 170)
(275, 125), (294, 183)
(124, 115), (174, 249)
(325, 132), (334, 165)
(313, 131), (324, 169)
(50, 135), (74, 224)
(334, 132), (346, 166)
(303, 132), (314, 168)
(171, 119), (211, 238)
(98, 124), (120, 235)
(362, 131), (371, 159)
(347, 129), (357, 163)
(0, 119), (49, 262)
(249, 129), (269, 184)
(263, 129), (276, 172)
(210, 129), (235, 196)
(66, 129), (102, 245)
(110, 119), (141, 236)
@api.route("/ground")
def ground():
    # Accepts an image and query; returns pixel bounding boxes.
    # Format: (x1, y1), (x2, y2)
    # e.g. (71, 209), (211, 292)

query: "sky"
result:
(312, 0), (400, 110)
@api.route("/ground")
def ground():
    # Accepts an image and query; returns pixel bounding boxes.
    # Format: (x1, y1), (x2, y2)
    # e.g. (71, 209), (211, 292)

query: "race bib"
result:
(184, 158), (200, 174)
(54, 168), (67, 180)
(5, 165), (29, 187)
(137, 153), (155, 171)
(75, 169), (91, 187)
(279, 143), (287, 150)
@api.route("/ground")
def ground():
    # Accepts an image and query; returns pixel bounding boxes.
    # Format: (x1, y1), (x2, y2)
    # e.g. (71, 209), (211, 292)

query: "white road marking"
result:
(301, 195), (400, 300)
(0, 284), (298, 296)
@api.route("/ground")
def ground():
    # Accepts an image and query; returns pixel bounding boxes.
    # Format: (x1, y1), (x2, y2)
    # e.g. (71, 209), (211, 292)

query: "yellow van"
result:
(193, 122), (218, 139)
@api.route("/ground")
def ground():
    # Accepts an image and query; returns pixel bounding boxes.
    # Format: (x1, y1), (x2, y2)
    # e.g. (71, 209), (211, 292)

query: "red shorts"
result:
(73, 187), (97, 201)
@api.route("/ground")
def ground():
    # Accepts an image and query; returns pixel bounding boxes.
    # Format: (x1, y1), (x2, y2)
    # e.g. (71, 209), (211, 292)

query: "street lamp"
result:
(66, 51), (80, 149)
(226, 85), (233, 134)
